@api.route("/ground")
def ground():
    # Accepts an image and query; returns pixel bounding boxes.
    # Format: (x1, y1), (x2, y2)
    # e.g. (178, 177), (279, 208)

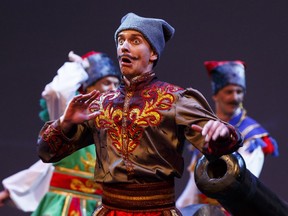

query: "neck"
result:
(123, 70), (154, 83)
(216, 112), (231, 122)
(216, 107), (242, 122)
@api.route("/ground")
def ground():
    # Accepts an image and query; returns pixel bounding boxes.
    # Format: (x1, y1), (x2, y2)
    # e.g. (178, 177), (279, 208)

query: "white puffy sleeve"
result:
(41, 62), (88, 120)
(2, 160), (54, 212)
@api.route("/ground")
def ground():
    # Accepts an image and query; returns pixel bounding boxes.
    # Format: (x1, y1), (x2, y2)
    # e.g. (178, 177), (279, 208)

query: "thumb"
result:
(191, 124), (203, 133)
(87, 111), (101, 120)
(68, 51), (82, 63)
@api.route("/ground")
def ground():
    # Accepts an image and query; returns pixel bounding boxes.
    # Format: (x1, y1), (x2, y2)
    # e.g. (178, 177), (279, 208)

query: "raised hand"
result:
(193, 120), (241, 158)
(68, 51), (83, 63)
(68, 51), (90, 68)
(0, 190), (9, 207)
(60, 90), (100, 133)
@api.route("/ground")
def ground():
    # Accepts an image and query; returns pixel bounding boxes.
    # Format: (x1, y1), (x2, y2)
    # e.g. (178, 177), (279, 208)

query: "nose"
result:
(231, 91), (241, 101)
(120, 40), (129, 52)
(108, 83), (118, 91)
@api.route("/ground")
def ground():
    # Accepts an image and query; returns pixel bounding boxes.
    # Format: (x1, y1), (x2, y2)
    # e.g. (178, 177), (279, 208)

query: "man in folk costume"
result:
(37, 13), (243, 215)
(176, 60), (279, 214)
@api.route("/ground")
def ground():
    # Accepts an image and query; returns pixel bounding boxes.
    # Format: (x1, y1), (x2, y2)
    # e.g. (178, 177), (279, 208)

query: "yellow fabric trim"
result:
(241, 123), (260, 137)
(234, 108), (247, 128)
(62, 195), (71, 216)
(50, 188), (102, 201)
(54, 166), (94, 178)
(103, 190), (173, 201)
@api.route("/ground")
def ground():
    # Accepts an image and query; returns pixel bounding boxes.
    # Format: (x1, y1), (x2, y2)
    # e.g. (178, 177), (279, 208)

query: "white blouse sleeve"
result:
(2, 160), (54, 212)
(41, 62), (88, 120)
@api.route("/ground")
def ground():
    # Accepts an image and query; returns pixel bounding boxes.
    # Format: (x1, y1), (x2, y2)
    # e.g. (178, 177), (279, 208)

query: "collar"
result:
(122, 71), (156, 89)
(229, 107), (247, 127)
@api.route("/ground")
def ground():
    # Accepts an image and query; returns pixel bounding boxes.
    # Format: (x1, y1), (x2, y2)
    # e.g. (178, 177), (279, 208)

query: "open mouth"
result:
(119, 55), (135, 67)
(121, 56), (132, 64)
(118, 54), (138, 66)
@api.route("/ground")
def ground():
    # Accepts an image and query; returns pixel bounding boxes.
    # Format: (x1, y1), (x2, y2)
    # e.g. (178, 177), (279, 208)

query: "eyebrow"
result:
(118, 32), (143, 38)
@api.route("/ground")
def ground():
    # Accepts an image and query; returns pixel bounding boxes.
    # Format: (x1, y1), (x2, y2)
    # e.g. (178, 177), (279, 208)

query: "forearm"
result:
(178, 89), (242, 157)
(37, 120), (71, 162)
(37, 118), (95, 162)
(59, 115), (77, 137)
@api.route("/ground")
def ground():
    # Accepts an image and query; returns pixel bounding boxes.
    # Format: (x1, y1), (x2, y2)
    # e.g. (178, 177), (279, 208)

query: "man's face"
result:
(213, 84), (244, 117)
(86, 76), (120, 93)
(117, 30), (157, 79)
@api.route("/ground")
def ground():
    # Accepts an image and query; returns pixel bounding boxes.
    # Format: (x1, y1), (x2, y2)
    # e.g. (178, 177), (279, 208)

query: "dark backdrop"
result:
(1, 1), (287, 215)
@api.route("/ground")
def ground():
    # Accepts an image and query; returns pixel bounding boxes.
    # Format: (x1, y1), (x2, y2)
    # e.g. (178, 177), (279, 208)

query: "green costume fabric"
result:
(32, 77), (102, 216)
(32, 145), (102, 216)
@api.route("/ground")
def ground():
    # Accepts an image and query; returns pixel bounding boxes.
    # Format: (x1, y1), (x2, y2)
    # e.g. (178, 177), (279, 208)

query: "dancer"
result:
(176, 60), (279, 212)
(37, 13), (243, 215)
(0, 51), (121, 216)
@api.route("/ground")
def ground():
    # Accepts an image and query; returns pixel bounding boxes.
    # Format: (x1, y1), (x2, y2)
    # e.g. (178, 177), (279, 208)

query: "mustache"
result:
(228, 101), (240, 106)
(117, 54), (139, 61)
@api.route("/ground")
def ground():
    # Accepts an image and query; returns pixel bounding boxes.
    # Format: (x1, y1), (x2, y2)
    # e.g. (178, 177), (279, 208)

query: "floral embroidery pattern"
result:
(90, 85), (180, 154)
(42, 124), (65, 152)
(70, 178), (98, 194)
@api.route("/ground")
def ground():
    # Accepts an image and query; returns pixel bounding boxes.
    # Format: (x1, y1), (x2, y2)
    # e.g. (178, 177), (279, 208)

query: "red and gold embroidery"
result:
(90, 91), (122, 151)
(42, 124), (66, 152)
(70, 178), (97, 194)
(79, 152), (96, 173)
(89, 83), (181, 175)
(50, 172), (102, 195)
(91, 85), (179, 153)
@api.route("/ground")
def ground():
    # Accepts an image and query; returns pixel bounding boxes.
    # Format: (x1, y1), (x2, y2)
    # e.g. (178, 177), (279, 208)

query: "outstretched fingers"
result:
(83, 90), (100, 105)
(202, 120), (229, 142)
(191, 120), (230, 154)
(73, 90), (100, 106)
(202, 120), (215, 142)
(208, 121), (229, 142)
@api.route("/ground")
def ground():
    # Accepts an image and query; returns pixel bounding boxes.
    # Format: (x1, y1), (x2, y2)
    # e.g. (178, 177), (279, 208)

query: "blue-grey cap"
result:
(204, 60), (246, 95)
(114, 12), (175, 66)
(83, 52), (121, 90)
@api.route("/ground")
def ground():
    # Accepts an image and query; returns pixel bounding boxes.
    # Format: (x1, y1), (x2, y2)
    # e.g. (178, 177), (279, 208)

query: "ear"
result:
(150, 51), (158, 61)
(212, 95), (217, 102)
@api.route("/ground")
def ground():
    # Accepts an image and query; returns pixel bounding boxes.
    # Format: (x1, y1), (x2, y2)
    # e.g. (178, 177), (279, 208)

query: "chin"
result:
(230, 109), (238, 116)
(120, 67), (132, 75)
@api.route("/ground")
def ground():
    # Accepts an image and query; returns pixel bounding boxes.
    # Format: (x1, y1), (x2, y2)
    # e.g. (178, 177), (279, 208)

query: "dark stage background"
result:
(1, 1), (287, 215)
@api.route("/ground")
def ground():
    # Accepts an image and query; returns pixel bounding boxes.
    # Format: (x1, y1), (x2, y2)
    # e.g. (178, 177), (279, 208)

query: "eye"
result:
(225, 90), (233, 95)
(118, 38), (124, 45)
(133, 39), (140, 44)
(102, 81), (110, 86)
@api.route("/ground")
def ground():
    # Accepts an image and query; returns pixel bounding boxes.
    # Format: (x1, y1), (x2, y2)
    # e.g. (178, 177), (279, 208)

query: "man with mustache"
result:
(176, 60), (279, 212)
(37, 13), (243, 215)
